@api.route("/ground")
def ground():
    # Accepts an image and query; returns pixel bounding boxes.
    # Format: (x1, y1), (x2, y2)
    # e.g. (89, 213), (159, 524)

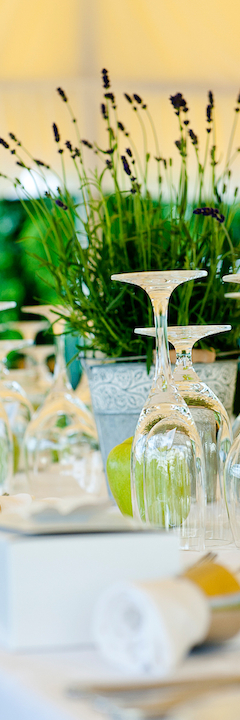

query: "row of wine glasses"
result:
(0, 274), (239, 549)
(8, 319), (54, 406)
(111, 269), (236, 550)
(0, 303), (100, 497)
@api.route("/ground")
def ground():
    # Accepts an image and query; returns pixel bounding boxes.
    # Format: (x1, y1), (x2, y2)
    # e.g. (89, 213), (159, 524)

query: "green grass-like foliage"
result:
(1, 74), (240, 359)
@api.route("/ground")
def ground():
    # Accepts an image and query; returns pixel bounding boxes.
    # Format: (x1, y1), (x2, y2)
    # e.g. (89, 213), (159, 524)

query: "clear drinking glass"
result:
(112, 271), (207, 550)
(136, 324), (232, 545)
(22, 305), (99, 497)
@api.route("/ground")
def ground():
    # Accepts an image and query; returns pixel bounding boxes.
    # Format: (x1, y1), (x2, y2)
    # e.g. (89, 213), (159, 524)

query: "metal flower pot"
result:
(83, 356), (238, 479)
(82, 357), (154, 475)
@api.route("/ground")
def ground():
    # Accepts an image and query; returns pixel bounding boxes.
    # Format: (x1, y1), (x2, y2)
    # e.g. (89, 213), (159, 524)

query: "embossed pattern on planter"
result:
(86, 359), (237, 417)
(84, 358), (238, 480)
(87, 362), (154, 414)
(195, 360), (238, 416)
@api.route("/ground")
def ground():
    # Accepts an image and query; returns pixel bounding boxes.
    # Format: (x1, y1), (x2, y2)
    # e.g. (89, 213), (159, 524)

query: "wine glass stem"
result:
(0, 358), (8, 380)
(152, 296), (172, 389)
(54, 335), (66, 381)
(175, 346), (193, 368)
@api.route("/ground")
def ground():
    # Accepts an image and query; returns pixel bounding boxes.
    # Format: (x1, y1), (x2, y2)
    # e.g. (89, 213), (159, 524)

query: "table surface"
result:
(0, 546), (240, 720)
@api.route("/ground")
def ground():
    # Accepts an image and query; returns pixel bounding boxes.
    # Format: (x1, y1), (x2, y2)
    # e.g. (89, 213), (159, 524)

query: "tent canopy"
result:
(0, 0), (239, 195)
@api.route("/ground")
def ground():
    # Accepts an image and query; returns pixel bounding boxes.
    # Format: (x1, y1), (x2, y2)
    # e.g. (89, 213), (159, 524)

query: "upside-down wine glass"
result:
(23, 345), (55, 408)
(0, 339), (33, 472)
(112, 271), (207, 550)
(222, 274), (240, 545)
(0, 302), (18, 489)
(8, 320), (52, 407)
(9, 319), (49, 341)
(136, 324), (232, 545)
(22, 305), (99, 497)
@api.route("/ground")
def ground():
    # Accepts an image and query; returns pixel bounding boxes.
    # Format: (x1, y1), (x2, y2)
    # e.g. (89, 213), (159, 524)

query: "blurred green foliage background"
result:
(0, 199), (58, 325)
(0, 199), (81, 388)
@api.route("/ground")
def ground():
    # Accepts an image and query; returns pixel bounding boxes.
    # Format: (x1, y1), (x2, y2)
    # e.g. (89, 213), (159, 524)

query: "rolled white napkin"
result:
(93, 577), (210, 676)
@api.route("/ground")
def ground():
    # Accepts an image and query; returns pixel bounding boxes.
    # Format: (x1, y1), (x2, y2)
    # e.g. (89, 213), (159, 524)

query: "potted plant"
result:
(1, 70), (240, 468)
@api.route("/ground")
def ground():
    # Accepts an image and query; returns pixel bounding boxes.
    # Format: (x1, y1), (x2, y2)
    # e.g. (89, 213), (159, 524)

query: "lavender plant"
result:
(0, 70), (240, 361)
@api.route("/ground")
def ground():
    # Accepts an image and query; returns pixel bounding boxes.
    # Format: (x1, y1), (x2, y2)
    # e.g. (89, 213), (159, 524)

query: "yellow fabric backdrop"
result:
(0, 0), (239, 195)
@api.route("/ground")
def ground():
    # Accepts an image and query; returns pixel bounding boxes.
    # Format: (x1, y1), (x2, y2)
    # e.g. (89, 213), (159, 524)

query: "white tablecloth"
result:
(1, 637), (240, 720)
(0, 547), (239, 720)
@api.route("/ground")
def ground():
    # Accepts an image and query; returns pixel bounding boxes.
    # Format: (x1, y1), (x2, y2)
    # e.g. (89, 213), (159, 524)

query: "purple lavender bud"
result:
(81, 140), (93, 149)
(124, 93), (133, 104)
(34, 159), (50, 168)
(121, 155), (131, 176)
(170, 93), (187, 110)
(101, 103), (108, 119)
(208, 91), (214, 107)
(57, 87), (68, 102)
(206, 104), (212, 123)
(104, 92), (115, 103)
(55, 199), (68, 210)
(53, 123), (60, 143)
(102, 69), (110, 89)
(189, 129), (198, 145)
(0, 138), (9, 149)
(133, 94), (142, 104)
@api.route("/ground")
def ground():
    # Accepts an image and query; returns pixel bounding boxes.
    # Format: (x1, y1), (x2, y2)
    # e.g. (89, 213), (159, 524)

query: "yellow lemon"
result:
(184, 562), (240, 596)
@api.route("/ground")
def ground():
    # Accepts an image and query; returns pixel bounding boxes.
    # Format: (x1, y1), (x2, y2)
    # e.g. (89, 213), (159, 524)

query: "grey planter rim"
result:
(80, 354), (148, 370)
